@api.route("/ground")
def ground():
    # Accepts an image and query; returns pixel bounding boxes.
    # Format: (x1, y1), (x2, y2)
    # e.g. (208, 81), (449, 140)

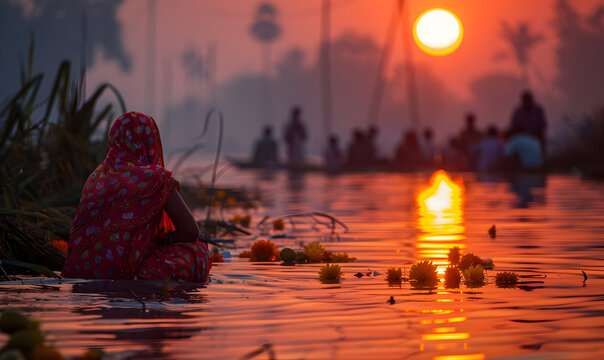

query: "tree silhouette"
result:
(500, 21), (544, 87)
(553, 0), (604, 113)
(249, 2), (282, 124)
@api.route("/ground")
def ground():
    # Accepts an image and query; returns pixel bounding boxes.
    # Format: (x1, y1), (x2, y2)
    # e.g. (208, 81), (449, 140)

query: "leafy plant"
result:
(0, 40), (126, 270)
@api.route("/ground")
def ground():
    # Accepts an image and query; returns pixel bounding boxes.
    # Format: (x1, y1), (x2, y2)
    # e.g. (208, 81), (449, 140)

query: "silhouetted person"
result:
(394, 130), (421, 169)
(283, 106), (308, 168)
(324, 135), (344, 173)
(503, 129), (544, 171)
(458, 113), (483, 165)
(510, 90), (547, 152)
(366, 125), (379, 164)
(443, 137), (468, 170)
(420, 127), (437, 166)
(346, 128), (367, 168)
(252, 126), (279, 168)
(475, 125), (504, 172)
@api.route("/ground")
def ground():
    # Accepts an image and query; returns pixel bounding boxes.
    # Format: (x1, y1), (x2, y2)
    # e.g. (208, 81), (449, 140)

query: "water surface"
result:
(2, 171), (604, 359)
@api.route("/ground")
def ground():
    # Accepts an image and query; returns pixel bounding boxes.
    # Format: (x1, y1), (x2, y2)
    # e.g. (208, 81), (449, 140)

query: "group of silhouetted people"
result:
(444, 90), (546, 172)
(250, 90), (547, 173)
(251, 106), (308, 169)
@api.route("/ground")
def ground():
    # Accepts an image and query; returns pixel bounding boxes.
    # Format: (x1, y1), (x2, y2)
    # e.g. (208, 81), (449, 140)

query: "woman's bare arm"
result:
(164, 190), (199, 243)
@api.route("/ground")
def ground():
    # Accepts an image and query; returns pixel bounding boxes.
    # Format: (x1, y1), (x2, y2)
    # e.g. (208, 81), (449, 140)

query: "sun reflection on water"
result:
(417, 170), (465, 273)
(416, 170), (484, 359)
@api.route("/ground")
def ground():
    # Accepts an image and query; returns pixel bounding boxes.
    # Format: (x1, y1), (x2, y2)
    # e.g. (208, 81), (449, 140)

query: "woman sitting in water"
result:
(63, 112), (210, 283)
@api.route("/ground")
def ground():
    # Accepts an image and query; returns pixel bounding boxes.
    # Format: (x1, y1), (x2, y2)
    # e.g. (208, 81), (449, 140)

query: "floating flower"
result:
(327, 252), (356, 263)
(448, 246), (461, 265)
(386, 267), (403, 284)
(279, 248), (297, 265)
(272, 219), (285, 231)
(463, 264), (486, 287)
(49, 239), (68, 257)
(409, 260), (439, 288)
(319, 264), (342, 284)
(459, 253), (482, 271)
(444, 266), (462, 288)
(238, 250), (252, 258)
(210, 248), (224, 263)
(303, 241), (326, 263)
(495, 272), (518, 288)
(250, 240), (278, 261)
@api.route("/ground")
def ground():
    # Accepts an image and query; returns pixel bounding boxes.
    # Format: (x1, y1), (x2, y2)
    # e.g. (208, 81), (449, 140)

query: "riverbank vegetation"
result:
(0, 50), (257, 274)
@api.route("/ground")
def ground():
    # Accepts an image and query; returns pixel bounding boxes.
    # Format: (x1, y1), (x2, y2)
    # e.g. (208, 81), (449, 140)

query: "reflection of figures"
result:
(324, 134), (344, 173)
(283, 106), (307, 167)
(252, 125), (279, 168)
(508, 173), (547, 208)
(475, 125), (504, 172)
(394, 130), (421, 170)
(510, 90), (547, 152)
(503, 129), (544, 171)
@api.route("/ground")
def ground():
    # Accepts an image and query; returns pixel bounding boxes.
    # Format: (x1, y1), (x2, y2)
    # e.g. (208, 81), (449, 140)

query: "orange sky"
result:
(89, 0), (601, 116)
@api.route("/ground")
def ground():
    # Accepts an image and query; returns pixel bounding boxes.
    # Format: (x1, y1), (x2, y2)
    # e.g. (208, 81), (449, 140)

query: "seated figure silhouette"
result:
(510, 90), (547, 153)
(252, 125), (279, 168)
(394, 130), (421, 170)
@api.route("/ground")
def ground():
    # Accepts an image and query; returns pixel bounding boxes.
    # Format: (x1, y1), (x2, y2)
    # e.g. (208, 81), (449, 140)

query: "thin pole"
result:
(145, 0), (157, 114)
(320, 0), (333, 138)
(367, 0), (402, 125)
(162, 59), (173, 158)
(401, 0), (420, 129)
(262, 44), (273, 125)
(80, 1), (88, 99)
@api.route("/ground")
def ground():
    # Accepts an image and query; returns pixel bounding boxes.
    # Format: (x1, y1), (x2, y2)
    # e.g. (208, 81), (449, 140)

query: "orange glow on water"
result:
(417, 170), (465, 273)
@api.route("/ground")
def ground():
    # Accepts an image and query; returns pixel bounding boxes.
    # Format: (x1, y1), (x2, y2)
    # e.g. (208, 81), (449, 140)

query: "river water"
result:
(1, 170), (604, 360)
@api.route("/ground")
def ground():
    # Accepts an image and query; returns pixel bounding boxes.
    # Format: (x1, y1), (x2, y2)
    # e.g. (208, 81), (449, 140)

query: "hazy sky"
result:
(87, 0), (602, 113)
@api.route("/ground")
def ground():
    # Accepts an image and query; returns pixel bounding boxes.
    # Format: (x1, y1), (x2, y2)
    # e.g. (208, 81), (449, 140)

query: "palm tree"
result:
(250, 3), (282, 124)
(500, 21), (545, 87)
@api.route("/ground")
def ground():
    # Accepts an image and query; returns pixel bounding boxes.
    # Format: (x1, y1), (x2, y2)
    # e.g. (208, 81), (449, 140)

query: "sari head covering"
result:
(64, 112), (178, 279)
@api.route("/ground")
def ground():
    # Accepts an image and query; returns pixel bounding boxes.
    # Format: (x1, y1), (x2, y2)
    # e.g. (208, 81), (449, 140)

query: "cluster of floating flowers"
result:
(238, 240), (355, 265)
(385, 247), (519, 289)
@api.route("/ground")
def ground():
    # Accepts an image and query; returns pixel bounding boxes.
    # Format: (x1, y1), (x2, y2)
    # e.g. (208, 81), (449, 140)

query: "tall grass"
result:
(0, 44), (126, 270)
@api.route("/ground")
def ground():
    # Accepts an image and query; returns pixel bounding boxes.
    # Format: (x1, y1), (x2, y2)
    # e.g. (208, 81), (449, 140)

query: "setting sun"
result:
(413, 8), (464, 56)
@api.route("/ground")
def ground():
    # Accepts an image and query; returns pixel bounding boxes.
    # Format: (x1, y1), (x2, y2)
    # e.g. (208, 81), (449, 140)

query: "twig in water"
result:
(241, 343), (276, 360)
(129, 289), (147, 311)
(0, 260), (10, 281)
